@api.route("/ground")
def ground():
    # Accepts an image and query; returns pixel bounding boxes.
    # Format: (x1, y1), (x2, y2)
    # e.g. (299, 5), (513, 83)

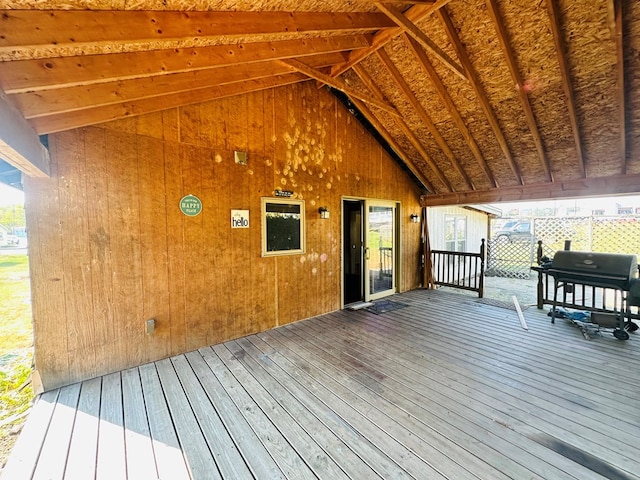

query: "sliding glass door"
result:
(364, 200), (396, 301)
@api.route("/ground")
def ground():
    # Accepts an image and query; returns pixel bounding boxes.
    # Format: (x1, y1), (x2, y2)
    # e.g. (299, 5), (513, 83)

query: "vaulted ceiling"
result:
(1, 0), (639, 205)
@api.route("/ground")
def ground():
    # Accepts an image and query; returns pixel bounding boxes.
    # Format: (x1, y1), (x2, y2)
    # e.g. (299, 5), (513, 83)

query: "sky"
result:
(0, 183), (25, 206)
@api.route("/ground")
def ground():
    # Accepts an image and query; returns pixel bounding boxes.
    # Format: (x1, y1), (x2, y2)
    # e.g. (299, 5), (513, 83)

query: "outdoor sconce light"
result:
(410, 214), (420, 223)
(319, 207), (330, 219)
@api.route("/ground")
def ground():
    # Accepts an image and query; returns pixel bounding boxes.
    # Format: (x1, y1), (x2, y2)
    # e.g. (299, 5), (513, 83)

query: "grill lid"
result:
(551, 251), (638, 280)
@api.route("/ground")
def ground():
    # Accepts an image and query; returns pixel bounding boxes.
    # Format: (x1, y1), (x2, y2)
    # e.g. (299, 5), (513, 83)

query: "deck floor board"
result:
(138, 363), (191, 480)
(96, 372), (126, 480)
(64, 377), (101, 480)
(3, 289), (640, 480)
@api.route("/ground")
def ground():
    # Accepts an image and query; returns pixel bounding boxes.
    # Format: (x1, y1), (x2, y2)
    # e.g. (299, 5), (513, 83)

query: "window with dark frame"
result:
(261, 198), (305, 256)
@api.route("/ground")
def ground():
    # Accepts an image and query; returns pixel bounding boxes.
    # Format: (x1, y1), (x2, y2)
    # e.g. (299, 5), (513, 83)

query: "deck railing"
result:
(430, 239), (485, 298)
(533, 241), (640, 320)
(379, 246), (392, 278)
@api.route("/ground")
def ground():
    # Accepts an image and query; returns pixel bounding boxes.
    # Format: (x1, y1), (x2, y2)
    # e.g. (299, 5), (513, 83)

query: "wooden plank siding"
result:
(4, 289), (640, 480)
(24, 82), (424, 390)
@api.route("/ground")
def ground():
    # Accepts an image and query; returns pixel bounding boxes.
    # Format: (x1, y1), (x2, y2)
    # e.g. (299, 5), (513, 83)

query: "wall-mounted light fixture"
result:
(234, 150), (248, 165)
(319, 207), (330, 219)
(410, 213), (420, 223)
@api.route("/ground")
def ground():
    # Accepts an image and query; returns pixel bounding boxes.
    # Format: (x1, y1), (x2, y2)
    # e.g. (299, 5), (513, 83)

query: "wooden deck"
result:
(3, 289), (640, 480)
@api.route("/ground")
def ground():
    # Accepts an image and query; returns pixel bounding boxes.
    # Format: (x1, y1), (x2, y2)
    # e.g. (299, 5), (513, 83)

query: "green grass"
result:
(0, 254), (33, 468)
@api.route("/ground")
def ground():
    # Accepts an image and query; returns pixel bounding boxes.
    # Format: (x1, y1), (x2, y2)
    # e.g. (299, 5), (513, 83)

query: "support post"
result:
(478, 238), (485, 298)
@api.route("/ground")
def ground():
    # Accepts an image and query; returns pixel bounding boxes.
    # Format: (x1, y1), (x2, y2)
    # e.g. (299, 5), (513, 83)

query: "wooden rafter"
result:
(353, 64), (451, 192)
(329, 0), (456, 78)
(437, 8), (523, 186)
(544, 0), (585, 179)
(374, 48), (473, 190)
(422, 173), (640, 206)
(485, 0), (553, 183)
(0, 36), (372, 94)
(347, 96), (436, 193)
(373, 2), (466, 81)
(29, 74), (309, 134)
(611, 0), (627, 174)
(404, 35), (496, 189)
(15, 55), (345, 119)
(0, 11), (395, 51)
(279, 59), (401, 117)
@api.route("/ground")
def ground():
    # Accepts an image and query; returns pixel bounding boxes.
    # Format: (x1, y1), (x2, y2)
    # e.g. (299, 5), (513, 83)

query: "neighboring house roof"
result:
(464, 204), (502, 217)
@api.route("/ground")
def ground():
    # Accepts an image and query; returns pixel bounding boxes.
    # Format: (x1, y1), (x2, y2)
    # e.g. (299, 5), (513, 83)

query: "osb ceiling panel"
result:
(1, 0), (640, 205)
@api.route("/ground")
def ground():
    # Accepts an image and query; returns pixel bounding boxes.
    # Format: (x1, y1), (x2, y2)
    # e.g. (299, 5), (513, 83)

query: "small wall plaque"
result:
(180, 194), (202, 217)
(231, 209), (250, 229)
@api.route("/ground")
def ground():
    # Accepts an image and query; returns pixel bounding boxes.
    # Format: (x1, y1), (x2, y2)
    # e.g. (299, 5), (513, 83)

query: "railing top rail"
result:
(431, 249), (482, 258)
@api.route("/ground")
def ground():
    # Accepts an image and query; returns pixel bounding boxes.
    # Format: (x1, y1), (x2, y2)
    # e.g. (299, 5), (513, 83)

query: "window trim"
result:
(261, 197), (306, 257)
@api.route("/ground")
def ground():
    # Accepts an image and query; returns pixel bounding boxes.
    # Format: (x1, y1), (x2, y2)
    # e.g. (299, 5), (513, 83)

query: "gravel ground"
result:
(438, 274), (541, 310)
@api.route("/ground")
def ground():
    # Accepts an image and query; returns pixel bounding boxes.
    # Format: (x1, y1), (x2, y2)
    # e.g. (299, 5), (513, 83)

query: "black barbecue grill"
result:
(548, 250), (639, 340)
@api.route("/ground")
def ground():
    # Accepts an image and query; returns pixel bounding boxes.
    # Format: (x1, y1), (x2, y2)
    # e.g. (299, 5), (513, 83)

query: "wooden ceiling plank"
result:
(422, 173), (640, 206)
(405, 34), (496, 188)
(280, 58), (401, 117)
(0, 35), (372, 95)
(374, 48), (473, 190)
(0, 10), (395, 50)
(374, 2), (466, 81)
(611, 0), (627, 174)
(545, 0), (585, 179)
(353, 63), (451, 192)
(485, 0), (553, 183)
(348, 96), (436, 193)
(437, 8), (523, 186)
(330, 0), (455, 78)
(15, 64), (287, 119)
(0, 89), (50, 177)
(29, 74), (309, 135)
(14, 55), (346, 119)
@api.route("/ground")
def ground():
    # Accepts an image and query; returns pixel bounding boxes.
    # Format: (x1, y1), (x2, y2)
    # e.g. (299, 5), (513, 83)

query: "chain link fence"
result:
(487, 216), (640, 279)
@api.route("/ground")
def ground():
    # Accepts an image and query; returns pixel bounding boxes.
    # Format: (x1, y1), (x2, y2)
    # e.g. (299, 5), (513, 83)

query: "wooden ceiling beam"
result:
(0, 35), (371, 94)
(422, 174), (640, 206)
(0, 10), (394, 51)
(611, 0), (627, 174)
(374, 48), (472, 190)
(437, 8), (523, 186)
(329, 0), (455, 78)
(28, 74), (309, 135)
(353, 64), (451, 192)
(0, 90), (50, 177)
(14, 54), (346, 119)
(485, 0), (553, 183)
(348, 96), (436, 193)
(279, 58), (401, 117)
(404, 34), (496, 188)
(373, 2), (466, 81)
(545, 0), (585, 179)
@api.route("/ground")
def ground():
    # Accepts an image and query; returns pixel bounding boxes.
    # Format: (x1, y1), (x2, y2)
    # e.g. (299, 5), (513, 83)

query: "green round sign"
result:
(179, 194), (202, 217)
